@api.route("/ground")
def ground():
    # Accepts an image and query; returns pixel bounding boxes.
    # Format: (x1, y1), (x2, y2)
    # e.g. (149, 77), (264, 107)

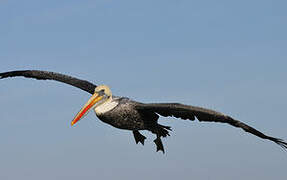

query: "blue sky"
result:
(1, 0), (287, 179)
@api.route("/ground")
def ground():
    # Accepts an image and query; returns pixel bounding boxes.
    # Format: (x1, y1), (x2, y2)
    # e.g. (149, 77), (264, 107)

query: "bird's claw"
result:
(154, 137), (165, 153)
(133, 130), (146, 145)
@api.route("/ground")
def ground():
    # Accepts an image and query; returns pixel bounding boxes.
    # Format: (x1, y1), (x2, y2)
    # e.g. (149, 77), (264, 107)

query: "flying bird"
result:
(1, 70), (286, 153)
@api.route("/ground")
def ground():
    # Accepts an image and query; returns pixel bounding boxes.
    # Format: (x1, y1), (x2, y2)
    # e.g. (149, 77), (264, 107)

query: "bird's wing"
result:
(0, 70), (97, 94)
(135, 103), (287, 149)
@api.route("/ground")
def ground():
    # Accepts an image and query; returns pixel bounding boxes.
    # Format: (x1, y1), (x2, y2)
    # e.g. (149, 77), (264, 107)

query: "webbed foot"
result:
(133, 130), (146, 145)
(154, 137), (165, 153)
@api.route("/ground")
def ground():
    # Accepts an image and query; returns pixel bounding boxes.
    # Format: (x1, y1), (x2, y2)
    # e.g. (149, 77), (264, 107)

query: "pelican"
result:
(1, 70), (286, 153)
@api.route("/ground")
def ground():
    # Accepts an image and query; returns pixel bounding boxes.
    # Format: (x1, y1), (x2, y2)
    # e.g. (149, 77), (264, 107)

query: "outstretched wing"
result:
(0, 70), (97, 94)
(135, 103), (287, 149)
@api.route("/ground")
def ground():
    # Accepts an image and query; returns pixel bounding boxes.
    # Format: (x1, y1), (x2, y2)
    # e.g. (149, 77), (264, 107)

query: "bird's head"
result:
(71, 85), (112, 126)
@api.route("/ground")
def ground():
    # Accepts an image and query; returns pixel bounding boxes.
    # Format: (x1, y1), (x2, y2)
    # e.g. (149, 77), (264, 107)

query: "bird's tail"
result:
(157, 124), (172, 137)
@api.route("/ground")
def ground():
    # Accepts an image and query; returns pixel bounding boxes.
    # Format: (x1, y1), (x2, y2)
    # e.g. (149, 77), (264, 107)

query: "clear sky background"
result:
(1, 0), (287, 180)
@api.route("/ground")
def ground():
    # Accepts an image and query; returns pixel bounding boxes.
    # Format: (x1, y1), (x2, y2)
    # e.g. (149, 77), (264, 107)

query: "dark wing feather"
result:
(136, 103), (287, 150)
(0, 70), (97, 94)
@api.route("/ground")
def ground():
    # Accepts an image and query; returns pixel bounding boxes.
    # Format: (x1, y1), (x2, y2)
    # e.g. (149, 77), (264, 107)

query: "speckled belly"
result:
(96, 103), (146, 130)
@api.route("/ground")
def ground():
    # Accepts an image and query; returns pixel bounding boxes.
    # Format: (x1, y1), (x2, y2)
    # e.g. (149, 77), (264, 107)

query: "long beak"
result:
(71, 92), (103, 126)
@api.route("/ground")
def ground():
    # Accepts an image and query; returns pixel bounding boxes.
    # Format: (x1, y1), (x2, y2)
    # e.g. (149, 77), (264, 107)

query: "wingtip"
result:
(0, 72), (7, 79)
(269, 137), (287, 152)
(276, 140), (287, 151)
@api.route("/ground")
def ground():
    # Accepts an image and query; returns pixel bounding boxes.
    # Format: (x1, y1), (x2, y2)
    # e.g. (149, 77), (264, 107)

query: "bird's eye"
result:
(98, 89), (105, 96)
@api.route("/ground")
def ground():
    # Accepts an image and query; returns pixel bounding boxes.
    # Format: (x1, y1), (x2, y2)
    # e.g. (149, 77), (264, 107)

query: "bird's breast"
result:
(94, 99), (119, 115)
(95, 99), (146, 130)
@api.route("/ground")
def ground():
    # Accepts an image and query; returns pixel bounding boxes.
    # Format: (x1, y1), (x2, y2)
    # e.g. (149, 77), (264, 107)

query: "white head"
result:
(94, 85), (112, 97)
(71, 85), (112, 126)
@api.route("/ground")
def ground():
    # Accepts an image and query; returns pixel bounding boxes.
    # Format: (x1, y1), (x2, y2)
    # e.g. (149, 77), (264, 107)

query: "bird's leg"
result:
(154, 135), (165, 153)
(133, 130), (146, 145)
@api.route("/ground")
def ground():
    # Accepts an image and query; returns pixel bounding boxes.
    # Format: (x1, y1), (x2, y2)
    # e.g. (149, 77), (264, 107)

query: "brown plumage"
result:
(1, 70), (286, 153)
